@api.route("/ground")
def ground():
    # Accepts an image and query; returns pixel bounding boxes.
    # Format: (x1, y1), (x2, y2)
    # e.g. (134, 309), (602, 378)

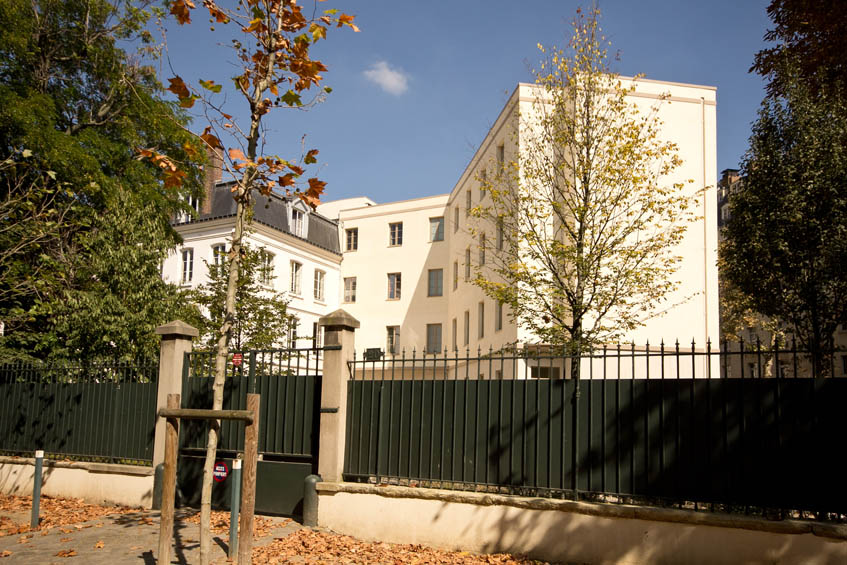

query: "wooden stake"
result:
(158, 393), (180, 564)
(237, 393), (260, 564)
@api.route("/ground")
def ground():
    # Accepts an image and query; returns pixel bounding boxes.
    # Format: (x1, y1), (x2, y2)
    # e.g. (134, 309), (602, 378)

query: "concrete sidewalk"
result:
(0, 508), (300, 564)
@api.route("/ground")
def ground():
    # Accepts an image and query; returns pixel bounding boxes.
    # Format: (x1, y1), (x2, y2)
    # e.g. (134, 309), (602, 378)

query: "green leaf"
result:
(199, 79), (222, 93)
(280, 90), (302, 106)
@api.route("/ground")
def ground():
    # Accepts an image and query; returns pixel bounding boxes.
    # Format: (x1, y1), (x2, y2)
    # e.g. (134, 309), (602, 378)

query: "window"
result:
(287, 319), (298, 349)
(429, 217), (444, 242)
(427, 269), (443, 297)
(480, 169), (487, 200)
(291, 208), (305, 237)
(530, 366), (560, 379)
(314, 269), (325, 301)
(465, 190), (472, 216)
(496, 143), (504, 167)
(496, 218), (504, 250)
(387, 326), (400, 355)
(290, 261), (302, 295)
(344, 277), (357, 303)
(495, 300), (503, 331)
(451, 318), (457, 351)
(345, 228), (358, 251)
(464, 247), (471, 280)
(388, 273), (401, 300)
(212, 244), (226, 276)
(453, 206), (459, 233)
(478, 301), (485, 339)
(181, 248), (194, 284)
(495, 369), (502, 380)
(389, 222), (403, 246)
(453, 261), (458, 291)
(463, 311), (470, 346)
(187, 194), (199, 212)
(312, 322), (323, 348)
(260, 250), (274, 286)
(479, 233), (486, 265)
(426, 323), (442, 354)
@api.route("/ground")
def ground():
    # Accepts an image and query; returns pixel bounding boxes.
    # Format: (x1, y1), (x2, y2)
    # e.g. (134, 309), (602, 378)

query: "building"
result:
(321, 80), (719, 377)
(161, 156), (343, 348)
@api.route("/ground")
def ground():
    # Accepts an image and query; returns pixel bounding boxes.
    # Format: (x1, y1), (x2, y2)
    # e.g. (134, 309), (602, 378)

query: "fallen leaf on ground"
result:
(94, 540), (104, 549)
(180, 510), (275, 537)
(130, 546), (142, 550)
(60, 537), (72, 542)
(0, 494), (136, 533)
(56, 549), (77, 557)
(0, 550), (11, 558)
(17, 535), (30, 544)
(59, 528), (73, 534)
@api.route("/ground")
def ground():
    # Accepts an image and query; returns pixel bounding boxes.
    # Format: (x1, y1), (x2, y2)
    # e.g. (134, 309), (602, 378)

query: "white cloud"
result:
(363, 61), (409, 96)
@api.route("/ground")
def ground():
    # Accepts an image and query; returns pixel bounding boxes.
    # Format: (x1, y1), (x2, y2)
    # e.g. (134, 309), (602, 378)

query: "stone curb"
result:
(0, 456), (153, 476)
(316, 482), (847, 541)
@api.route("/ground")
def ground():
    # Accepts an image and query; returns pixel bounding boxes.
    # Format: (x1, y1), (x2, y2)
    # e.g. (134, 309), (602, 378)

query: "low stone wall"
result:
(316, 482), (847, 565)
(0, 456), (153, 508)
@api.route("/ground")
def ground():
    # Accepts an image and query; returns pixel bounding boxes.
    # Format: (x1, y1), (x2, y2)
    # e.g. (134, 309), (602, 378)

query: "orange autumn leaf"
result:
(288, 164), (304, 176)
(337, 14), (360, 32)
(304, 149), (319, 164)
(94, 540), (104, 549)
(200, 126), (223, 150)
(229, 148), (246, 162)
(170, 0), (195, 25)
(306, 177), (326, 196)
(56, 549), (77, 557)
(278, 173), (296, 187)
(0, 550), (11, 558)
(206, 3), (229, 23)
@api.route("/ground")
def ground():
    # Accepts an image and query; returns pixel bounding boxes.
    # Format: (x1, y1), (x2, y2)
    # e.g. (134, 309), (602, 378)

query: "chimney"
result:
(202, 147), (223, 215)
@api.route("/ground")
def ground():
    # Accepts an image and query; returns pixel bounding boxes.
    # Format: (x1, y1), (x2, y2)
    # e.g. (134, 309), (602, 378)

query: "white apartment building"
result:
(162, 172), (343, 348)
(321, 80), (719, 372)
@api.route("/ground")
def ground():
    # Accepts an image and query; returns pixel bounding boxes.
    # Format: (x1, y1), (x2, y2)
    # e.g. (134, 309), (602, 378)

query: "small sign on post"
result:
(232, 353), (243, 367)
(213, 461), (229, 482)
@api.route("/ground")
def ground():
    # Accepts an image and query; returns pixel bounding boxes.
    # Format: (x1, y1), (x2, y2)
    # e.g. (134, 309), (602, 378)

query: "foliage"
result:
(0, 0), (204, 361)
(720, 64), (847, 373)
(472, 8), (696, 353)
(159, 2), (357, 560)
(752, 0), (847, 98)
(192, 243), (292, 351)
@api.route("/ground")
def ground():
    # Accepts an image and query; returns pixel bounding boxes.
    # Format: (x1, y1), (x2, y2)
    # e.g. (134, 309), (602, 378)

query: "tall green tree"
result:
(721, 64), (847, 374)
(0, 0), (204, 360)
(192, 243), (292, 352)
(472, 8), (696, 360)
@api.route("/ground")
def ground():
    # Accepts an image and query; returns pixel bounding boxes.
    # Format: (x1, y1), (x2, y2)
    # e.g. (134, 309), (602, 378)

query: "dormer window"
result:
(291, 208), (305, 237)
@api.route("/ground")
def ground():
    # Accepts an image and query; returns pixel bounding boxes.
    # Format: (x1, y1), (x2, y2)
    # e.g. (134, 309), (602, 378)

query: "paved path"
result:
(0, 509), (300, 564)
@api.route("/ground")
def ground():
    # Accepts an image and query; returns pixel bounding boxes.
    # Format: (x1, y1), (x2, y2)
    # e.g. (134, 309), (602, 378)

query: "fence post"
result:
(317, 309), (359, 483)
(153, 321), (198, 474)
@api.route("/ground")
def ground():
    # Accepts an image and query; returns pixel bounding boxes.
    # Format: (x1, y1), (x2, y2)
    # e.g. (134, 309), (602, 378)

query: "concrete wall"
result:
(0, 457), (153, 508)
(317, 483), (847, 565)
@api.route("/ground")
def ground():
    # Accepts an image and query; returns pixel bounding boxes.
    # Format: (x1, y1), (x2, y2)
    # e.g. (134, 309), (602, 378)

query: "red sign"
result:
(213, 461), (229, 482)
(232, 353), (243, 367)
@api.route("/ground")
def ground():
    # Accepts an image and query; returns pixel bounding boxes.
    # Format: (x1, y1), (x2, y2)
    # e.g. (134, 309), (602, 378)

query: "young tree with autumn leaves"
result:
(150, 1), (357, 561)
(472, 9), (697, 371)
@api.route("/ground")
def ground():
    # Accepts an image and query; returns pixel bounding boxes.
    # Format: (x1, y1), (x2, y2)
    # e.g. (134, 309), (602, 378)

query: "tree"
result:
(193, 243), (292, 351)
(720, 64), (847, 374)
(0, 0), (205, 361)
(472, 8), (696, 362)
(751, 0), (847, 98)
(159, 2), (357, 560)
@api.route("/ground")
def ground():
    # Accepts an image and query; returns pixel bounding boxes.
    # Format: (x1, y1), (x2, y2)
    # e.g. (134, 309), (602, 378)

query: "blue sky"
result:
(159, 0), (772, 204)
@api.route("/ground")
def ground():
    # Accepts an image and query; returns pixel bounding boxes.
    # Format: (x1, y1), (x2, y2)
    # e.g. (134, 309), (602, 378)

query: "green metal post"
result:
(31, 450), (43, 529)
(228, 459), (242, 559)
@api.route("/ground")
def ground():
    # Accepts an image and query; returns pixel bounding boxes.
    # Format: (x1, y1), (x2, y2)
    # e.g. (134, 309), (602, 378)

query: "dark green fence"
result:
(181, 349), (326, 460)
(345, 342), (847, 522)
(0, 360), (158, 465)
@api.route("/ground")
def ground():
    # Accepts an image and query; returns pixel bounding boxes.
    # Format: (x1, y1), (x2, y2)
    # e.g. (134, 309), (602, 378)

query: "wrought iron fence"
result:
(345, 340), (847, 522)
(0, 358), (159, 465)
(181, 346), (336, 460)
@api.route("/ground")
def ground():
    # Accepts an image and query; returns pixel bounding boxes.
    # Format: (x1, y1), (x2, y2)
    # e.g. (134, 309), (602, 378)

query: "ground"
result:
(0, 495), (548, 564)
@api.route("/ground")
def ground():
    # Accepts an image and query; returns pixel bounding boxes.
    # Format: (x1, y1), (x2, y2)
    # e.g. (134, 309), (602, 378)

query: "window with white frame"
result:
(386, 326), (400, 355)
(181, 248), (194, 284)
(429, 217), (444, 242)
(426, 323), (442, 354)
(344, 277), (356, 303)
(463, 310), (470, 346)
(389, 222), (403, 246)
(291, 208), (305, 237)
(478, 301), (485, 339)
(290, 261), (302, 295)
(345, 228), (358, 251)
(260, 250), (274, 286)
(314, 269), (325, 301)
(464, 247), (471, 280)
(453, 206), (459, 233)
(388, 272), (401, 300)
(427, 269), (443, 297)
(212, 244), (226, 275)
(287, 318), (298, 348)
(312, 322), (323, 348)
